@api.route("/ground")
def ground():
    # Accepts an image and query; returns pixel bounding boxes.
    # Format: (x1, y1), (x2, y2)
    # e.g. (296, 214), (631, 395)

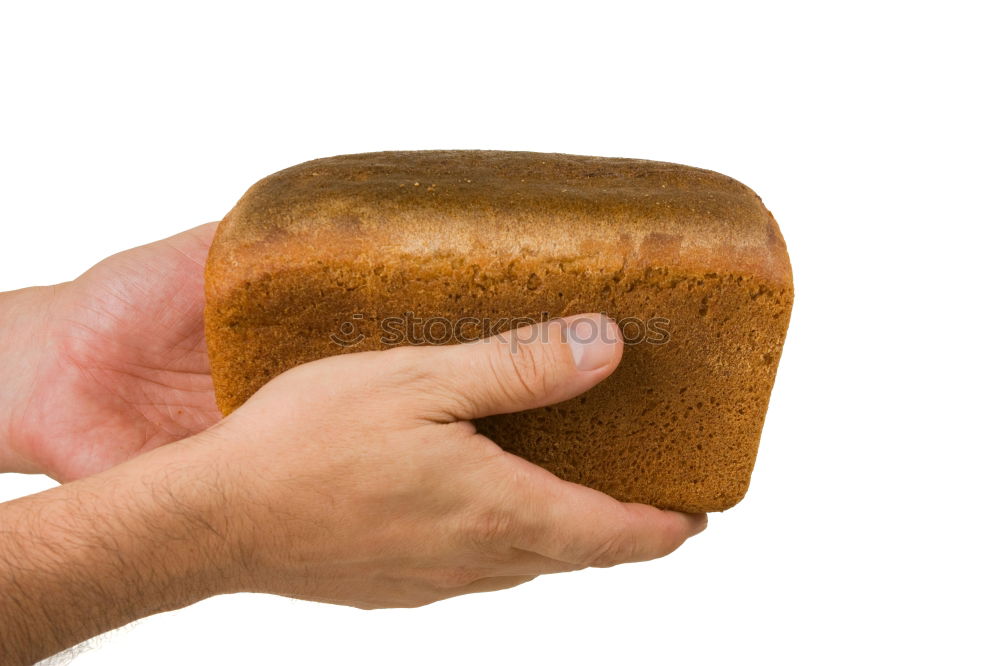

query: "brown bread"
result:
(204, 150), (793, 512)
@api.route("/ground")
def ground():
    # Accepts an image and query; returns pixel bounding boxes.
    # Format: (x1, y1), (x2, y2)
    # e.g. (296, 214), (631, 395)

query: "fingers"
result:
(350, 575), (538, 610)
(485, 548), (588, 576)
(498, 455), (707, 568)
(380, 313), (624, 422)
(440, 574), (538, 601)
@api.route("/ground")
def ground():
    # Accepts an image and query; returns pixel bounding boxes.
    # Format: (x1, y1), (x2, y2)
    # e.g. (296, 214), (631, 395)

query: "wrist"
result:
(0, 284), (63, 474)
(115, 435), (250, 600)
(0, 435), (241, 662)
(172, 428), (259, 593)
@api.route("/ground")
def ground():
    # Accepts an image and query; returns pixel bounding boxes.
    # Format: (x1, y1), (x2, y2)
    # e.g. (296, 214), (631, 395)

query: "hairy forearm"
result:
(0, 285), (61, 474)
(0, 438), (237, 665)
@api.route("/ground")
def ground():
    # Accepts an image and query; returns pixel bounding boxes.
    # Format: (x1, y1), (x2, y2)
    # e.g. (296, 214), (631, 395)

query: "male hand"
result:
(1, 313), (707, 662)
(2, 223), (221, 480)
(195, 313), (707, 609)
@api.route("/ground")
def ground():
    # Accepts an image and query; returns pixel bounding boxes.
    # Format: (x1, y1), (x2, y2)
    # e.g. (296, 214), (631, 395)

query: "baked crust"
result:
(205, 150), (793, 512)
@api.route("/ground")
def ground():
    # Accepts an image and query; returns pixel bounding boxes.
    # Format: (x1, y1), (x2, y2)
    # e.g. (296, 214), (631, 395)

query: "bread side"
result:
(205, 151), (793, 512)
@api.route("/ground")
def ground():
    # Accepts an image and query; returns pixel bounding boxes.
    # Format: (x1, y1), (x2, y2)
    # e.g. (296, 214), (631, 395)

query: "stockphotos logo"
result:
(329, 312), (670, 351)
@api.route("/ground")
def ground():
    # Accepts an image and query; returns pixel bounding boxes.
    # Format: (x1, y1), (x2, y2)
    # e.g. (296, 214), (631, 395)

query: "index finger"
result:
(501, 454), (708, 568)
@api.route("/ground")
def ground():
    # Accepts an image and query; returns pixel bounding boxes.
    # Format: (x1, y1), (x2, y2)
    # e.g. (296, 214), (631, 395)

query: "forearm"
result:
(0, 437), (237, 665)
(0, 285), (60, 474)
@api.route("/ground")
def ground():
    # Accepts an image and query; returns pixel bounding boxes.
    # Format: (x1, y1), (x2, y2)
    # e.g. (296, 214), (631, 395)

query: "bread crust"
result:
(205, 150), (793, 512)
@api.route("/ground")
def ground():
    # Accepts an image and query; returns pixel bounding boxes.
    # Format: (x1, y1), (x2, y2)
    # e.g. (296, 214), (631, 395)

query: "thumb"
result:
(412, 313), (623, 422)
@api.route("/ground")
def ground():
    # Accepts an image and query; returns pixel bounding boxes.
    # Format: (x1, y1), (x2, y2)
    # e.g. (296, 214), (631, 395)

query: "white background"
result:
(2, 1), (997, 664)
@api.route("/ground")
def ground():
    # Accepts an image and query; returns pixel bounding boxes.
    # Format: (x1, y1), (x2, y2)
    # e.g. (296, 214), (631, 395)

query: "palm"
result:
(23, 223), (222, 481)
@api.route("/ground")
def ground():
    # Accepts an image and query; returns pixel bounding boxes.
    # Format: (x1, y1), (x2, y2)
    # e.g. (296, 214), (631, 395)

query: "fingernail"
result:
(691, 513), (709, 535)
(564, 314), (620, 371)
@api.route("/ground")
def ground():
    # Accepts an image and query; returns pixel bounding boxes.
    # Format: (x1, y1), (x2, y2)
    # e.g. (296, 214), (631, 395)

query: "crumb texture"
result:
(205, 150), (793, 512)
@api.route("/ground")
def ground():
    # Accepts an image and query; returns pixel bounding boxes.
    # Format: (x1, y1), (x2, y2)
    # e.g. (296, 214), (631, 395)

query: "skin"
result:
(0, 226), (707, 665)
(2, 222), (221, 480)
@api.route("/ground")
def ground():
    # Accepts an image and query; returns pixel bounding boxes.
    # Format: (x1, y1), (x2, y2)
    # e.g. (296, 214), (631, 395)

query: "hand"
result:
(4, 223), (221, 481)
(197, 313), (707, 609)
(0, 313), (706, 662)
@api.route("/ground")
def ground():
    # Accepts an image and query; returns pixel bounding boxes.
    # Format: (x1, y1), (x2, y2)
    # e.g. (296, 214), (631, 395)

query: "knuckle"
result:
(583, 528), (637, 568)
(380, 345), (431, 383)
(375, 346), (459, 414)
(465, 504), (518, 551)
(461, 459), (534, 553)
(491, 338), (553, 403)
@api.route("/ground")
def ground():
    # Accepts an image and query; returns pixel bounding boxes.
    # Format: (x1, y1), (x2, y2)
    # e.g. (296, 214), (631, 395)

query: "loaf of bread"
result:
(204, 150), (793, 512)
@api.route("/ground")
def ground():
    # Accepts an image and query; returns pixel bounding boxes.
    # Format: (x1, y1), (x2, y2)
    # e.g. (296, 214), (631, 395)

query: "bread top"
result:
(208, 150), (791, 297)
